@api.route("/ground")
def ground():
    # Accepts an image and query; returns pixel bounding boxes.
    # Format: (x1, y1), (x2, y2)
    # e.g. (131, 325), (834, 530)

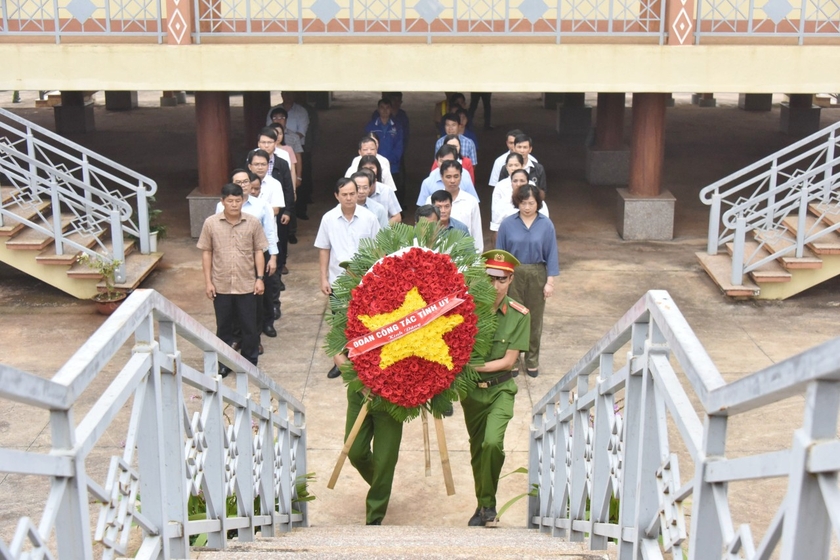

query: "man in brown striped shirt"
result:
(197, 183), (269, 373)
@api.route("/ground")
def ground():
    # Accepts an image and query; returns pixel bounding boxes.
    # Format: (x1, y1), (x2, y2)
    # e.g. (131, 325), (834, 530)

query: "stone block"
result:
(160, 95), (178, 107)
(543, 92), (563, 110)
(691, 94), (717, 107)
(556, 105), (593, 136)
(586, 146), (630, 186)
(176, 91), (188, 104)
(54, 101), (95, 134)
(188, 188), (221, 238)
(105, 91), (138, 111)
(738, 93), (773, 112)
(616, 188), (675, 240)
(780, 103), (821, 137)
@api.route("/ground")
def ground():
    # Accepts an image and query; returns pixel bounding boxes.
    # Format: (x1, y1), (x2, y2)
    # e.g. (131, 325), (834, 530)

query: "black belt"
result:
(476, 371), (514, 389)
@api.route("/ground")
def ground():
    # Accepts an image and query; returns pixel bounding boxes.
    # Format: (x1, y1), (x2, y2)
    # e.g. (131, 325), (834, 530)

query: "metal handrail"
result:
(699, 120), (839, 284)
(0, 107), (158, 282)
(529, 290), (840, 559)
(0, 290), (308, 559)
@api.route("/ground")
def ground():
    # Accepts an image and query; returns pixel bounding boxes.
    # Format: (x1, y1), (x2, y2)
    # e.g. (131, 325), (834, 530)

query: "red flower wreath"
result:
(345, 247), (478, 408)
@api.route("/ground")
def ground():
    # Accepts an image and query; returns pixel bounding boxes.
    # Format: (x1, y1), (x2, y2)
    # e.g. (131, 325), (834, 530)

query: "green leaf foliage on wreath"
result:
(324, 222), (497, 422)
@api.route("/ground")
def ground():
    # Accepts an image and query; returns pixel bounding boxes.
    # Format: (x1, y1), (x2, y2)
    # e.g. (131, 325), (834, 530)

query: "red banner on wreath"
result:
(346, 293), (465, 358)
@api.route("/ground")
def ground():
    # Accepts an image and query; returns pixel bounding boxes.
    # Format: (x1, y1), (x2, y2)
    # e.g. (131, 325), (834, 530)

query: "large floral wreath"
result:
(325, 222), (497, 421)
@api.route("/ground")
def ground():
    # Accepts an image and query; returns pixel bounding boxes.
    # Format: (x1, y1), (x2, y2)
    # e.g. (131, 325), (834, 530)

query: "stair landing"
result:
(192, 526), (614, 559)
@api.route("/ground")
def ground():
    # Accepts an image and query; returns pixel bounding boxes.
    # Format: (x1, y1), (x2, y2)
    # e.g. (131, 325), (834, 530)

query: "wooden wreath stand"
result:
(327, 400), (455, 496)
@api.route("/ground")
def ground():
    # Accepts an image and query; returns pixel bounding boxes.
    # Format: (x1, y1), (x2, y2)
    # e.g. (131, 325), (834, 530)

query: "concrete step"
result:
(808, 202), (840, 228)
(696, 252), (760, 297)
(725, 241), (792, 283)
(35, 228), (107, 265)
(101, 250), (163, 293)
(4, 215), (74, 250)
(0, 186), (51, 238)
(192, 526), (614, 559)
(753, 228), (822, 270)
(65, 238), (138, 278)
(782, 214), (840, 255)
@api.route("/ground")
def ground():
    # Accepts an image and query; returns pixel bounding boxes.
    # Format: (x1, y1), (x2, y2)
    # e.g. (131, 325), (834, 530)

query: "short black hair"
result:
(512, 182), (544, 211)
(430, 190), (452, 204)
(247, 149), (270, 164)
(505, 152), (525, 166)
(442, 113), (460, 125)
(335, 177), (357, 195)
(359, 135), (377, 149)
(506, 128), (524, 140)
(221, 183), (243, 198)
(269, 107), (288, 118)
(415, 204), (440, 221)
(377, 98), (392, 107)
(247, 170), (260, 182)
(439, 159), (463, 175)
(350, 171), (372, 185)
(258, 127), (278, 141)
(435, 144), (459, 160)
(514, 133), (533, 147)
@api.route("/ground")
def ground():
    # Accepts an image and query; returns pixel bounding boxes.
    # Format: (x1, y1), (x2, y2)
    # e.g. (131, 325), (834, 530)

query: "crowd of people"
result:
(197, 92), (560, 529)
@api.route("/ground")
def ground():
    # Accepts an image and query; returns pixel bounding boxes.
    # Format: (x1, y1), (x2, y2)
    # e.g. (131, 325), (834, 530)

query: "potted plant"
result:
(148, 196), (166, 252)
(77, 252), (127, 315)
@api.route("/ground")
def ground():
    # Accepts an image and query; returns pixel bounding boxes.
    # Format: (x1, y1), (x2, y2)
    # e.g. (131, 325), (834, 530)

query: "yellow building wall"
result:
(2, 43), (839, 92)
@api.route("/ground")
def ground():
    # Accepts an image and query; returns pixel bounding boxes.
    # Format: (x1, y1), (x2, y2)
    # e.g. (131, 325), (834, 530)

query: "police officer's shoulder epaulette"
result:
(509, 300), (529, 315)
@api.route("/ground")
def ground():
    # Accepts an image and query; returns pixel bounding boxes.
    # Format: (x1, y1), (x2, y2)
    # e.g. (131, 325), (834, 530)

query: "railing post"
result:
(688, 415), (727, 558)
(589, 353), (614, 550)
(707, 193), (721, 254)
(235, 372), (256, 542)
(765, 159), (778, 231)
(527, 411), (543, 529)
(823, 128), (836, 204)
(781, 380), (840, 559)
(569, 372), (590, 542)
(259, 388), (276, 537)
(277, 401), (293, 533)
(50, 180), (64, 256)
(111, 210), (126, 284)
(201, 350), (227, 549)
(137, 182), (151, 254)
(730, 216), (746, 286)
(51, 409), (94, 558)
(539, 404), (556, 534)
(26, 128), (38, 194)
(796, 183), (809, 258)
(82, 153), (94, 228)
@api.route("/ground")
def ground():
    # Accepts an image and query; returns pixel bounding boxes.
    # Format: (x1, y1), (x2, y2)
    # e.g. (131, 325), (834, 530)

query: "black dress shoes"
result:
(468, 507), (497, 527)
(218, 365), (231, 378)
(273, 304), (282, 320)
(288, 234), (298, 244)
(263, 324), (277, 337)
(327, 365), (341, 379)
(278, 279), (286, 292)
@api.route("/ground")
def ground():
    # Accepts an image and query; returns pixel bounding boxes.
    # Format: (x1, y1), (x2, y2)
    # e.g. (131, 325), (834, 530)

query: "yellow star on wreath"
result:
(358, 287), (464, 370)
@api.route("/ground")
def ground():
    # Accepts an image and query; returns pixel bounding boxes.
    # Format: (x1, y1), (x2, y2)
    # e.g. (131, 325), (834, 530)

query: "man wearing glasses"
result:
(461, 249), (530, 528)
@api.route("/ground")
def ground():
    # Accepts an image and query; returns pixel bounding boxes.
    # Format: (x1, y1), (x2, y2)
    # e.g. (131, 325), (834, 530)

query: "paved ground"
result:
(1, 91), (839, 554)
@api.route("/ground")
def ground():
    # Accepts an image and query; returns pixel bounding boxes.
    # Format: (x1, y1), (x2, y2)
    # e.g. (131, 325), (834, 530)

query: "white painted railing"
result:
(700, 121), (840, 285)
(0, 290), (308, 559)
(529, 290), (840, 559)
(0, 107), (157, 283)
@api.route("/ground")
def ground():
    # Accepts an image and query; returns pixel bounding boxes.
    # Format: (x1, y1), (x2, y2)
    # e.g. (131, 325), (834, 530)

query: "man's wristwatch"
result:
(256, 275), (264, 280)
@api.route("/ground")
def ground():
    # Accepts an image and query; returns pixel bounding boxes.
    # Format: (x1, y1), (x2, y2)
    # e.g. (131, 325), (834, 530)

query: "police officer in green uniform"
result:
(343, 383), (403, 525)
(463, 249), (530, 526)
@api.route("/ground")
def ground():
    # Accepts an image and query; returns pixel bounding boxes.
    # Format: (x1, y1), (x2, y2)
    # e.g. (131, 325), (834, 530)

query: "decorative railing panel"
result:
(0, 290), (308, 559)
(0, 107), (157, 283)
(699, 121), (840, 285)
(192, 0), (667, 42)
(0, 0), (165, 41)
(529, 290), (840, 559)
(695, 0), (840, 43)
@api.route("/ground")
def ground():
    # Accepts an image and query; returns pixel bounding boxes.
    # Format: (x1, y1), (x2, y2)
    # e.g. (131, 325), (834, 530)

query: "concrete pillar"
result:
(739, 93), (773, 112)
(556, 92), (592, 136)
(543, 92), (563, 110)
(176, 91), (188, 104)
(780, 94), (821, 137)
(307, 91), (331, 110)
(54, 91), (95, 134)
(617, 93), (674, 240)
(105, 91), (138, 111)
(188, 92), (231, 237)
(691, 93), (717, 107)
(586, 93), (630, 186)
(243, 91), (272, 148)
(160, 90), (178, 107)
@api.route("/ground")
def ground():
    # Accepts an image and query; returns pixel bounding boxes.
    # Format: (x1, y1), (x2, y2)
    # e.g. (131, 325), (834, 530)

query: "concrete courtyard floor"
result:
(1, 91), (839, 552)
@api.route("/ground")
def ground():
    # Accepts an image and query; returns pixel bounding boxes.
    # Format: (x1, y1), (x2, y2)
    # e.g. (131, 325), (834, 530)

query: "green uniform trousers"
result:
(344, 386), (404, 524)
(461, 378), (518, 508)
(508, 263), (547, 370)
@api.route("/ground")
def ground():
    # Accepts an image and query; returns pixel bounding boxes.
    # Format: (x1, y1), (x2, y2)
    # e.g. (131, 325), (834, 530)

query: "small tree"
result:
(77, 252), (124, 301)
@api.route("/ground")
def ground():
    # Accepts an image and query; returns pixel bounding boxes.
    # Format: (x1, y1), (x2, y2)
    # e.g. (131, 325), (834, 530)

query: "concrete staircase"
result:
(697, 201), (840, 299)
(0, 185), (162, 299)
(191, 526), (615, 559)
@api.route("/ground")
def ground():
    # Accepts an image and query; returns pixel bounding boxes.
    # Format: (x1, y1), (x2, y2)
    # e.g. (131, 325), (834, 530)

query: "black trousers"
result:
(261, 249), (280, 322)
(214, 293), (259, 366)
(276, 213), (289, 269)
(468, 93), (492, 126)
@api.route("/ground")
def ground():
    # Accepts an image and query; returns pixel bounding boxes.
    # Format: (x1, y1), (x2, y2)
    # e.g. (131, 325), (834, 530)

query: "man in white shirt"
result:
(417, 144), (478, 205)
(315, 178), (380, 294)
(352, 171), (388, 228)
(425, 160), (483, 252)
(344, 135), (396, 190)
(488, 129), (540, 187)
(248, 150), (285, 216)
